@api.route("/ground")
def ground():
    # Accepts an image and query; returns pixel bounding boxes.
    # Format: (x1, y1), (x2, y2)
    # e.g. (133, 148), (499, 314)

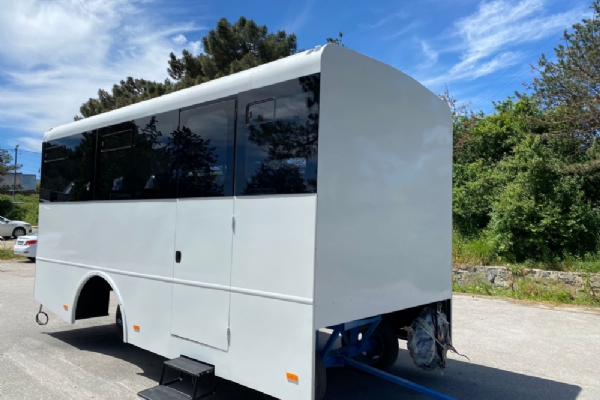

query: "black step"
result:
(138, 385), (190, 400)
(164, 357), (214, 378)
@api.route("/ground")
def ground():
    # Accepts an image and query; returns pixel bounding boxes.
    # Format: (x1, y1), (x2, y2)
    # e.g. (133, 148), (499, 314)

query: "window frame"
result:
(100, 128), (134, 153)
(246, 98), (276, 126)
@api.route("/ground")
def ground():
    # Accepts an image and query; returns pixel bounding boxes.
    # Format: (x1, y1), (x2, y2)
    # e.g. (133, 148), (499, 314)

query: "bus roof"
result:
(44, 45), (326, 142)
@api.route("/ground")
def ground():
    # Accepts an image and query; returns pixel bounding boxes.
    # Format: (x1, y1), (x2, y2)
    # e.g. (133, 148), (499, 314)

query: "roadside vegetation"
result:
(453, 276), (600, 307)
(0, 193), (39, 225)
(449, 1), (600, 278)
(0, 248), (25, 261)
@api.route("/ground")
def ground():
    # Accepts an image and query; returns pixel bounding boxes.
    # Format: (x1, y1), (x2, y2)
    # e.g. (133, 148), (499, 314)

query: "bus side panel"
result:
(36, 200), (177, 276)
(34, 260), (86, 323)
(34, 200), (177, 342)
(227, 294), (314, 400)
(226, 194), (316, 399)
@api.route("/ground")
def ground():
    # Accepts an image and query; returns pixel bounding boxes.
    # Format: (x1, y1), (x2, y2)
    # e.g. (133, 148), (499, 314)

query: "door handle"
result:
(175, 251), (181, 263)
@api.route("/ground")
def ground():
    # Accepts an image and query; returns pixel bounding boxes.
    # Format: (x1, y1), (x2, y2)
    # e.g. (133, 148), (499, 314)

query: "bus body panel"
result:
(314, 45), (453, 329)
(230, 194), (316, 301)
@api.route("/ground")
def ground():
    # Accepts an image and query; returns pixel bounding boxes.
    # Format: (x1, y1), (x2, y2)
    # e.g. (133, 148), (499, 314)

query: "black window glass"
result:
(236, 73), (320, 195)
(176, 99), (236, 198)
(95, 111), (178, 200)
(247, 99), (275, 125)
(102, 128), (133, 152)
(40, 132), (95, 202)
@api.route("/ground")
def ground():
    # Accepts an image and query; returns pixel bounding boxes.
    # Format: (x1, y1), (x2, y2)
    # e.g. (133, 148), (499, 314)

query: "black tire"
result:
(314, 351), (327, 400)
(27, 257), (35, 262)
(13, 227), (26, 238)
(116, 305), (124, 342)
(343, 319), (399, 371)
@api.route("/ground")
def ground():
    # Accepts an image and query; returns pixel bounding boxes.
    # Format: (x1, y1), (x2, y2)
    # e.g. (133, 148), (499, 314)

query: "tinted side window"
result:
(40, 132), (95, 202)
(235, 74), (320, 195)
(177, 99), (236, 198)
(247, 99), (275, 125)
(95, 111), (179, 200)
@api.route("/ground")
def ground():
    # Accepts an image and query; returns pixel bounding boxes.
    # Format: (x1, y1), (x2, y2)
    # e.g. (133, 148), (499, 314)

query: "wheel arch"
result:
(71, 271), (128, 342)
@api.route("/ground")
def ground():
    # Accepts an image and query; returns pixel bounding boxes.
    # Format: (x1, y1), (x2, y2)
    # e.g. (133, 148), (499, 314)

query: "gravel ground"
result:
(0, 260), (599, 399)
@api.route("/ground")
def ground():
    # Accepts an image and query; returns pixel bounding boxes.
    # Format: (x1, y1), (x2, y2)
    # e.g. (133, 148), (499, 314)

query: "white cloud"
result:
(18, 137), (43, 153)
(188, 40), (204, 55)
(285, 0), (315, 34)
(384, 21), (421, 40)
(419, 40), (439, 68)
(0, 0), (205, 149)
(172, 34), (187, 45)
(421, 0), (585, 86)
(360, 12), (408, 30)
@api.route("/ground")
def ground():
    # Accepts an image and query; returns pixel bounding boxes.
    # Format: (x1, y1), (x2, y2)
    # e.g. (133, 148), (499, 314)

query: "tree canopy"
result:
(450, 1), (600, 263)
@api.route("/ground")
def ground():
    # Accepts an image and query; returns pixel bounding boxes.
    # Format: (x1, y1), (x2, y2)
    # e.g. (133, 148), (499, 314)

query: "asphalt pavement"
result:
(1, 260), (599, 399)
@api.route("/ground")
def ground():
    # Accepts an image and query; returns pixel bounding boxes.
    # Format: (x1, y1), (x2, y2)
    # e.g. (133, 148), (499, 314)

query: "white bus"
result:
(35, 44), (453, 400)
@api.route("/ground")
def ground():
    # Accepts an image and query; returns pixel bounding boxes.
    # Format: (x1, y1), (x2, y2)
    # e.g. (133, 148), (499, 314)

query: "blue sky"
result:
(0, 0), (591, 178)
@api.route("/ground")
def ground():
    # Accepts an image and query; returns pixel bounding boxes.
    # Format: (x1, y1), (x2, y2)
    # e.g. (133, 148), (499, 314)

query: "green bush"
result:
(0, 193), (39, 225)
(453, 97), (600, 266)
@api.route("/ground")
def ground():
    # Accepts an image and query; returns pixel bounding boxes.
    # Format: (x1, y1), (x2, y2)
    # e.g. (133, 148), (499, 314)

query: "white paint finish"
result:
(314, 45), (453, 328)
(170, 285), (230, 350)
(251, 48), (321, 90)
(45, 50), (322, 142)
(231, 194), (317, 300)
(170, 198), (234, 350)
(36, 257), (313, 305)
(37, 200), (177, 277)
(226, 293), (315, 400)
(172, 198), (233, 284)
(34, 260), (85, 323)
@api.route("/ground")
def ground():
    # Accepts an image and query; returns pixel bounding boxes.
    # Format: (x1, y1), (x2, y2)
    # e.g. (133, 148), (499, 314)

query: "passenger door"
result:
(170, 99), (236, 351)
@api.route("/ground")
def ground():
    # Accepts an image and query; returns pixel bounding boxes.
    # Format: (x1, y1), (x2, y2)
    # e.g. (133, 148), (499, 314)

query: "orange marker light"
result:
(133, 324), (140, 332)
(286, 372), (299, 383)
(63, 304), (68, 310)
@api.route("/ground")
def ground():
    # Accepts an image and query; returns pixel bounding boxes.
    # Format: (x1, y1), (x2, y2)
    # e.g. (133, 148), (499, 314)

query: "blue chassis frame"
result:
(319, 315), (456, 400)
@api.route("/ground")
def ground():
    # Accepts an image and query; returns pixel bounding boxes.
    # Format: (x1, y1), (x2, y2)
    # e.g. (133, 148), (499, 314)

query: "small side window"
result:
(101, 129), (133, 152)
(247, 99), (275, 125)
(44, 145), (68, 162)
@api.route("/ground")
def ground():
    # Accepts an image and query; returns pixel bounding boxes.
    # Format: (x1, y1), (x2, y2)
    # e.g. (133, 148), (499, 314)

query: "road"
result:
(1, 260), (599, 399)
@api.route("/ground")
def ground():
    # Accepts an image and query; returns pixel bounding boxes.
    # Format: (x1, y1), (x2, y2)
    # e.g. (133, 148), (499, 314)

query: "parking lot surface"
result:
(1, 260), (599, 399)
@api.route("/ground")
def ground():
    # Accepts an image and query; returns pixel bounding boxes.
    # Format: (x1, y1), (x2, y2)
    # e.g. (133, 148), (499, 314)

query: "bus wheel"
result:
(344, 319), (399, 371)
(116, 305), (124, 342)
(315, 351), (327, 400)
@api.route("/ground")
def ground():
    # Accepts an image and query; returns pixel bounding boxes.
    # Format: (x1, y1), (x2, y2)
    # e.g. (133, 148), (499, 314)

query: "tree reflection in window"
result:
(174, 101), (235, 198)
(240, 73), (320, 195)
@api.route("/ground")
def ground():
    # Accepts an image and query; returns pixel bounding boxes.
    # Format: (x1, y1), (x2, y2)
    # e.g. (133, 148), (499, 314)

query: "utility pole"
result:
(13, 145), (18, 201)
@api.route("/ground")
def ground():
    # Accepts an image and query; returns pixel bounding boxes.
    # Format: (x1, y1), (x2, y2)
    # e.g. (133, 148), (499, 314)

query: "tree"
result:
(0, 149), (21, 190)
(79, 78), (173, 119)
(326, 32), (346, 47)
(168, 17), (297, 90)
(526, 1), (600, 151)
(77, 17), (297, 118)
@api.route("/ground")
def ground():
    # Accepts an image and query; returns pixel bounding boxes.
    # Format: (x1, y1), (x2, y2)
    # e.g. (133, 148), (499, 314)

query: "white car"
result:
(14, 232), (37, 261)
(0, 215), (32, 238)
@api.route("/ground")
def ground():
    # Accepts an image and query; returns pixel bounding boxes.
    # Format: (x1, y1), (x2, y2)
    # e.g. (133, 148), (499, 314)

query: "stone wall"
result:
(453, 265), (600, 295)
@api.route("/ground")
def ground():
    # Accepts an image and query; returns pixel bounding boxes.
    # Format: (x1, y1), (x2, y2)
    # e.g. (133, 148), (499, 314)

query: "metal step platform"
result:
(138, 356), (216, 400)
